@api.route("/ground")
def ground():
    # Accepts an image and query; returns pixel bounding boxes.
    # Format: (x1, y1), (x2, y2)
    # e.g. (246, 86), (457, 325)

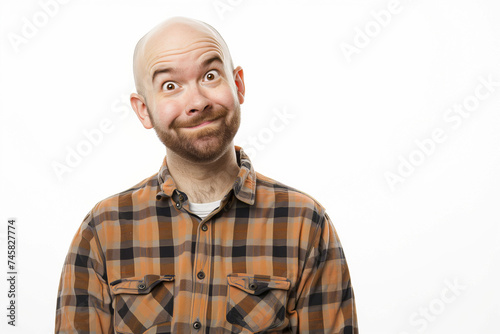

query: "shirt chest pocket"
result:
(110, 274), (175, 334)
(226, 274), (291, 333)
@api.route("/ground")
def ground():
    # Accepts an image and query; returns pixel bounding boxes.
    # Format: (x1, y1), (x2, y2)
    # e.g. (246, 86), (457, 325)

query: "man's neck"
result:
(165, 146), (240, 203)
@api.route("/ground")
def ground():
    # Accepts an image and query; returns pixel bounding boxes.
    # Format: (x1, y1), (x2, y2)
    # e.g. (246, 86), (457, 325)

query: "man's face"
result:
(131, 20), (245, 163)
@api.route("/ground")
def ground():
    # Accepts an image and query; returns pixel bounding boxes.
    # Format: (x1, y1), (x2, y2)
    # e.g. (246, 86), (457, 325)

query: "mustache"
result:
(171, 108), (227, 129)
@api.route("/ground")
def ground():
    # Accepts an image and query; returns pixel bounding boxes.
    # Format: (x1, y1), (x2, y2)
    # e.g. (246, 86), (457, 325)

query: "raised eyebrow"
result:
(202, 55), (223, 68)
(151, 67), (174, 84)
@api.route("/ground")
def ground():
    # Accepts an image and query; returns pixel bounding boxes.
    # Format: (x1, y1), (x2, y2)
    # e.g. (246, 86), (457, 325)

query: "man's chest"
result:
(100, 215), (305, 333)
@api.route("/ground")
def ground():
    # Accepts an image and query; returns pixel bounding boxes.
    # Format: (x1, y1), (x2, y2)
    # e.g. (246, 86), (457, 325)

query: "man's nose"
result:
(184, 85), (211, 114)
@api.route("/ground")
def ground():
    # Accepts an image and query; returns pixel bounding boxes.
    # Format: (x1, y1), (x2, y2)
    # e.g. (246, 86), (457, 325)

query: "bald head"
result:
(132, 17), (234, 96)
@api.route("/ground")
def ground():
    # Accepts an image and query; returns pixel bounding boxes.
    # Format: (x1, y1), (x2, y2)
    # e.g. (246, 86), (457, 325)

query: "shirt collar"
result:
(156, 146), (256, 205)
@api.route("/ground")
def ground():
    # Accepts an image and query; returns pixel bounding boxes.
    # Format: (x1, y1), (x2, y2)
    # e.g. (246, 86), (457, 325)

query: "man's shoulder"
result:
(254, 171), (326, 212)
(90, 172), (160, 215)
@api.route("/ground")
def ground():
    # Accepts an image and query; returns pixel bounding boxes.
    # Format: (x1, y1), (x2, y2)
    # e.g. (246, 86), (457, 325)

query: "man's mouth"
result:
(189, 120), (213, 129)
(188, 117), (220, 129)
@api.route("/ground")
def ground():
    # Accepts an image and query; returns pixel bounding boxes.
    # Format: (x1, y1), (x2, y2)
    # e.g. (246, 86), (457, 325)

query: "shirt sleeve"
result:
(293, 212), (358, 333)
(55, 213), (113, 334)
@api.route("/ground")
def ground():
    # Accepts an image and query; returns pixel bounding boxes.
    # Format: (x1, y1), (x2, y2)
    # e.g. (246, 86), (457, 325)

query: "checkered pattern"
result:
(226, 274), (290, 332)
(55, 147), (358, 333)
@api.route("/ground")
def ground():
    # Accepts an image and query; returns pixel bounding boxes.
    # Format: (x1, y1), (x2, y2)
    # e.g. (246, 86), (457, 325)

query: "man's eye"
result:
(162, 82), (179, 91)
(204, 70), (219, 81)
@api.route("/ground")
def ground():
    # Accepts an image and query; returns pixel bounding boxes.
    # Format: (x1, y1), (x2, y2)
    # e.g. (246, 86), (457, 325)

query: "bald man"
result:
(55, 17), (358, 333)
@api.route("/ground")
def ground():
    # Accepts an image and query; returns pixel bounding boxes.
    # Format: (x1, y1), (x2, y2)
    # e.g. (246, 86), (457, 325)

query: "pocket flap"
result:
(110, 274), (175, 295)
(227, 273), (290, 295)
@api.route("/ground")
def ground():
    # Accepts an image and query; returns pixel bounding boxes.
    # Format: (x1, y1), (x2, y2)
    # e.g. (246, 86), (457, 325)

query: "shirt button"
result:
(175, 202), (181, 209)
(193, 321), (202, 330)
(138, 283), (146, 290)
(197, 271), (205, 280)
(249, 282), (257, 291)
(201, 224), (208, 231)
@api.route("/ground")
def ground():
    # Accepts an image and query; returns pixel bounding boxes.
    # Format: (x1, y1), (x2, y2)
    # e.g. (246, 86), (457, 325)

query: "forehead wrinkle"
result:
(146, 37), (224, 62)
(150, 51), (224, 78)
(146, 40), (226, 78)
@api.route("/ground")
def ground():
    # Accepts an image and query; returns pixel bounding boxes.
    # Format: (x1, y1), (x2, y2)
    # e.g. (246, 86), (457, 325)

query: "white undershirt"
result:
(189, 200), (221, 219)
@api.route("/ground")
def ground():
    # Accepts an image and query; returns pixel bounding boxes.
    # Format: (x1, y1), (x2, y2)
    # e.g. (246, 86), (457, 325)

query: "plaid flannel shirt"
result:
(55, 147), (358, 333)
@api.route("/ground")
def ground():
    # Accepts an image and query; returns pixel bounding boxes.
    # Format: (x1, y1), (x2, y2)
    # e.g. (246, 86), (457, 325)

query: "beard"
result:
(149, 104), (241, 163)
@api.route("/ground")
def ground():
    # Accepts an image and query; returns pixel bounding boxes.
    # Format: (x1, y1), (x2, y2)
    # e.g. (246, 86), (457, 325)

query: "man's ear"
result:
(130, 93), (154, 129)
(233, 66), (245, 104)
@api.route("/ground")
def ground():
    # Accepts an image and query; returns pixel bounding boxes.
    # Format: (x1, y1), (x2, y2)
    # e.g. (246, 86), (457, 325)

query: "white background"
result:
(1, 0), (499, 333)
